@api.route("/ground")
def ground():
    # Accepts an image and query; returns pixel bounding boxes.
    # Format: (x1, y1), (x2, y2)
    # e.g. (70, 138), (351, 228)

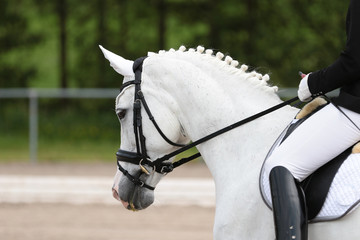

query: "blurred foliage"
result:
(0, 0), (349, 89)
(0, 0), (350, 161)
(0, 99), (120, 161)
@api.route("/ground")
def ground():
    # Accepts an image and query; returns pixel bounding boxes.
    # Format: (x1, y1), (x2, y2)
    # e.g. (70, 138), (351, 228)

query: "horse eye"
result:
(117, 110), (127, 120)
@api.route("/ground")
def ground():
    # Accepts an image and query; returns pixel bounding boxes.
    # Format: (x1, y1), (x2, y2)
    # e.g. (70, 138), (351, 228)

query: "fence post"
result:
(29, 89), (38, 163)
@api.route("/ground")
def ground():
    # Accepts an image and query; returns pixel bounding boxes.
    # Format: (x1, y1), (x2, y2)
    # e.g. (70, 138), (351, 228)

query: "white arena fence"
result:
(1, 87), (339, 163)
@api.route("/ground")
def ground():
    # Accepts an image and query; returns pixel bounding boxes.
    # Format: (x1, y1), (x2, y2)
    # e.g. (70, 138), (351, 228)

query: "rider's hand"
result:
(297, 73), (312, 102)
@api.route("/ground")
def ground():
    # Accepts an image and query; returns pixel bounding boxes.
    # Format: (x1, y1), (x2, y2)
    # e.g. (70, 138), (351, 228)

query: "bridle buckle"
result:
(139, 159), (155, 175)
(160, 163), (174, 174)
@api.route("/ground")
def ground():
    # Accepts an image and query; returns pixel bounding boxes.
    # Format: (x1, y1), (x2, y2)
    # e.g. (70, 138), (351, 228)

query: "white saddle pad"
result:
(260, 123), (360, 222)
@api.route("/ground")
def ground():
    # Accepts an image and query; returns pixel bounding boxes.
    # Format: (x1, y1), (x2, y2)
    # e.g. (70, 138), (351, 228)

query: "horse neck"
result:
(143, 55), (298, 182)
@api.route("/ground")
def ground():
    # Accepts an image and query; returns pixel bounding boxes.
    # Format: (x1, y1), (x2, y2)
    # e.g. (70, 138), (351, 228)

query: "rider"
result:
(264, 0), (360, 239)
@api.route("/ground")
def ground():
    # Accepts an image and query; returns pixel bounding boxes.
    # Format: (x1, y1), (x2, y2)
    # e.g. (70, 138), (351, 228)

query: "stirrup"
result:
(269, 166), (308, 240)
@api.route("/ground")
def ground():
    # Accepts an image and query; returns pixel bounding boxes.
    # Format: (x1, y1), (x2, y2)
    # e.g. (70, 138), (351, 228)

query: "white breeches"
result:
(264, 103), (360, 182)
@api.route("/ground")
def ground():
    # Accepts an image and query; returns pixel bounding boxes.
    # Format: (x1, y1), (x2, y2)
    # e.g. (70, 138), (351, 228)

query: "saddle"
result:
(260, 97), (360, 222)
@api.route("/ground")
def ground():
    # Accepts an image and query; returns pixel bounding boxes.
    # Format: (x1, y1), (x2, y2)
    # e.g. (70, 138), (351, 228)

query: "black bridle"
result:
(116, 57), (299, 190)
(116, 57), (189, 190)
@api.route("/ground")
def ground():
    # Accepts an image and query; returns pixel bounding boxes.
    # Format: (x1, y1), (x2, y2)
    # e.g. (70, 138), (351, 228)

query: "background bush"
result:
(0, 0), (349, 162)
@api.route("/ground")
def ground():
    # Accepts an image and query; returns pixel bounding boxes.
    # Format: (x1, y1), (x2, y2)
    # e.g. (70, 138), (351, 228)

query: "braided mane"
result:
(147, 46), (279, 94)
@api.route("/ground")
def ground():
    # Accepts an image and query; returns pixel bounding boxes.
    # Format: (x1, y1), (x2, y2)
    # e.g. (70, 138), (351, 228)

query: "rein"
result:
(116, 57), (299, 190)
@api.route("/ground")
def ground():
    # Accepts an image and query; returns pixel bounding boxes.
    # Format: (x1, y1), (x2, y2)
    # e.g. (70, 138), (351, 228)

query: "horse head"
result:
(99, 46), (189, 210)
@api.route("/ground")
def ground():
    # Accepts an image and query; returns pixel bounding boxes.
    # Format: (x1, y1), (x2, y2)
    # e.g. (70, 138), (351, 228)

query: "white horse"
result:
(101, 45), (360, 239)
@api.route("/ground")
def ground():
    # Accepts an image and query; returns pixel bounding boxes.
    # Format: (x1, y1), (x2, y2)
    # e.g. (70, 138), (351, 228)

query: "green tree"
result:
(0, 0), (42, 87)
(0, 0), (350, 89)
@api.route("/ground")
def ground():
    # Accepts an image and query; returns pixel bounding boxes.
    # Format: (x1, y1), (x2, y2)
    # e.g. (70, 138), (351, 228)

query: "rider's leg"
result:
(269, 166), (307, 240)
(265, 103), (360, 182)
(264, 103), (360, 240)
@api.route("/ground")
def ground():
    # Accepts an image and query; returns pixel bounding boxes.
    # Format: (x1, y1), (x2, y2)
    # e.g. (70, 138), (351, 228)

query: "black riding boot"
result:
(269, 166), (308, 240)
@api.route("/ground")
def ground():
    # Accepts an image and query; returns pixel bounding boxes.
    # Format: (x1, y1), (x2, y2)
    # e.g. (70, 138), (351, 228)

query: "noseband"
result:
(116, 57), (299, 191)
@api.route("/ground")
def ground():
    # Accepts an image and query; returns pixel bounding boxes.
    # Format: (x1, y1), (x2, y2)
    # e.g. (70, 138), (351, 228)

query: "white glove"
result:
(297, 74), (312, 102)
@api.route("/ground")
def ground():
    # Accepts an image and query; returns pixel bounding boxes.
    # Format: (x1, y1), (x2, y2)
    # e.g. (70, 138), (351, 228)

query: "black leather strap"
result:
(119, 80), (135, 92)
(323, 95), (360, 132)
(117, 161), (155, 190)
(137, 90), (186, 147)
(153, 96), (299, 166)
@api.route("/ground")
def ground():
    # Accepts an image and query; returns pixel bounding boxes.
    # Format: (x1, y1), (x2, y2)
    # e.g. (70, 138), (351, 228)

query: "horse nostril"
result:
(112, 188), (130, 209)
(112, 188), (121, 201)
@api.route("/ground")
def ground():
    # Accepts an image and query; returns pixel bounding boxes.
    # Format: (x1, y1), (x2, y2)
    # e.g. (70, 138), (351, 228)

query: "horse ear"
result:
(99, 45), (134, 77)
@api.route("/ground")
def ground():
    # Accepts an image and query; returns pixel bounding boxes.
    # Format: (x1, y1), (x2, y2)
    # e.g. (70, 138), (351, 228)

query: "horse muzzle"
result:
(112, 176), (154, 211)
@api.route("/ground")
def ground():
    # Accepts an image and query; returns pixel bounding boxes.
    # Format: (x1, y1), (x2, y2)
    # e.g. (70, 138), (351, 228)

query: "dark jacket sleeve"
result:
(308, 0), (360, 95)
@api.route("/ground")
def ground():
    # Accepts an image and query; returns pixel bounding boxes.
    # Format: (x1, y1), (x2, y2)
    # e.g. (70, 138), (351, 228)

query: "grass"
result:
(0, 100), (201, 163)
(0, 99), (120, 163)
(0, 134), (29, 162)
(37, 139), (119, 162)
(0, 133), (200, 163)
(0, 134), (119, 163)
